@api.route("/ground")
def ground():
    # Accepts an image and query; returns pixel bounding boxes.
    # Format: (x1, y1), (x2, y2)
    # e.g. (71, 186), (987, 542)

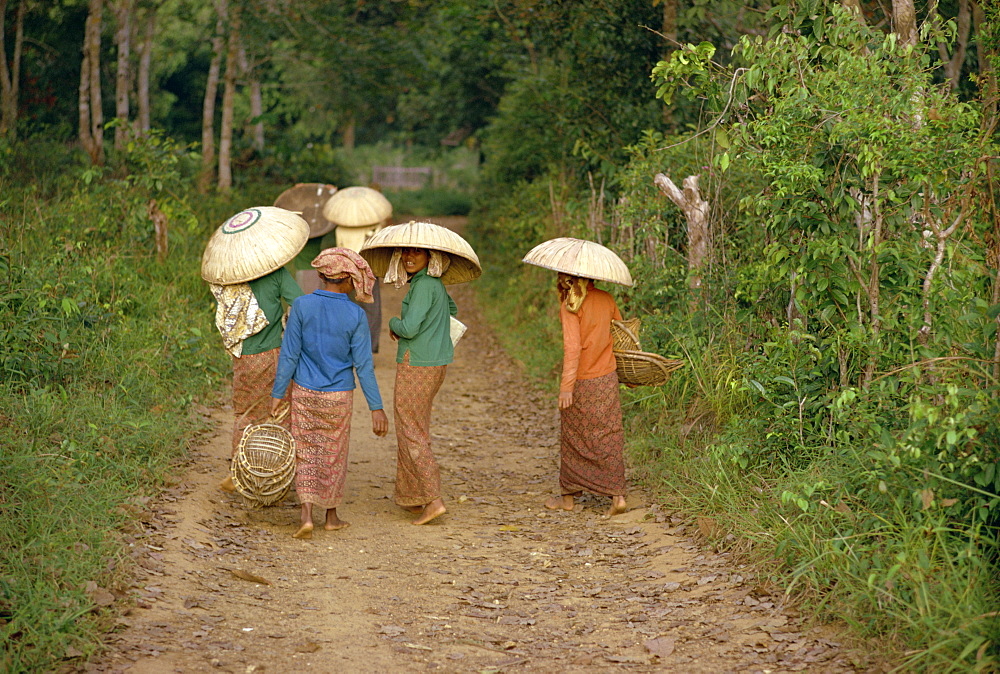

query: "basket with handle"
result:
(614, 349), (684, 387)
(231, 404), (296, 508)
(611, 318), (642, 351)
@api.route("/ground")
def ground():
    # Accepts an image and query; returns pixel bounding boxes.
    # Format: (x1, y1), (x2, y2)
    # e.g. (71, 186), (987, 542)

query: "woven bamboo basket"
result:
(231, 408), (295, 508)
(611, 318), (642, 351)
(614, 349), (684, 387)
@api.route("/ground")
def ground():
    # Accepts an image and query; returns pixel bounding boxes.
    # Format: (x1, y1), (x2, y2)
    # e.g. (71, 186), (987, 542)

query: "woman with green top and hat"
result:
(201, 206), (308, 491)
(360, 221), (481, 525)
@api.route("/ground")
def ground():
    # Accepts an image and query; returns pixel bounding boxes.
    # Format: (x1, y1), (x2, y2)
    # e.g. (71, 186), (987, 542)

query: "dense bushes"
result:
(0, 140), (229, 671)
(469, 11), (1000, 668)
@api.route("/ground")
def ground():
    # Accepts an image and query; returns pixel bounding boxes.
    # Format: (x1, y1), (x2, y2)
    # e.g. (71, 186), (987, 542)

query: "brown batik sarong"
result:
(290, 384), (353, 509)
(231, 348), (287, 457)
(393, 353), (447, 507)
(559, 371), (627, 497)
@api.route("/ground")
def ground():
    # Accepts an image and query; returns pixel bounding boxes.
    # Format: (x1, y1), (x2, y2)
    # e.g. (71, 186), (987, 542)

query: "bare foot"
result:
(544, 495), (574, 511)
(292, 522), (314, 539)
(219, 475), (236, 493)
(605, 496), (628, 518)
(412, 499), (446, 525)
(324, 510), (351, 531)
(400, 505), (423, 513)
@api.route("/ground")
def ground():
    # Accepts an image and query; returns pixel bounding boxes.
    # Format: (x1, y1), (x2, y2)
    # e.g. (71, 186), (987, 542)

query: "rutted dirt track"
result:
(91, 218), (871, 673)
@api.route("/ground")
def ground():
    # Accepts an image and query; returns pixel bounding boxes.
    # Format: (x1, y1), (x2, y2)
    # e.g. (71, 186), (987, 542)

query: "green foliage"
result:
(0, 139), (230, 671)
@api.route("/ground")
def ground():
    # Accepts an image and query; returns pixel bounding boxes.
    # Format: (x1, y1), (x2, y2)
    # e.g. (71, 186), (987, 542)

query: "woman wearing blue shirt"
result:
(271, 248), (388, 539)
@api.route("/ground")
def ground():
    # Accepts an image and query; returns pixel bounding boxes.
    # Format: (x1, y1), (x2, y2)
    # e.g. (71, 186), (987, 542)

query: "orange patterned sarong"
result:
(559, 371), (627, 497)
(291, 384), (353, 509)
(393, 354), (447, 507)
(231, 348), (286, 457)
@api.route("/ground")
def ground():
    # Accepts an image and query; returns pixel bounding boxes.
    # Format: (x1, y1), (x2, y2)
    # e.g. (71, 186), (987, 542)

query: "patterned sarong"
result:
(393, 354), (447, 507)
(231, 348), (286, 457)
(290, 384), (353, 509)
(559, 371), (627, 497)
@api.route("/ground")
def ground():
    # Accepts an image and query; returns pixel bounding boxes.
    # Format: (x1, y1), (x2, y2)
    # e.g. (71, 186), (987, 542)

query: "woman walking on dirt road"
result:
(201, 207), (308, 492)
(523, 238), (633, 518)
(360, 222), (481, 525)
(270, 248), (389, 539)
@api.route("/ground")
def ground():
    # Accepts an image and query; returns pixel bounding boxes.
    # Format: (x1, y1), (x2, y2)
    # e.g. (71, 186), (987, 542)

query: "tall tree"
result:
(238, 46), (263, 152)
(135, 2), (156, 135)
(112, 0), (134, 149)
(79, 0), (104, 164)
(217, 5), (237, 192)
(198, 0), (225, 192)
(0, 0), (25, 137)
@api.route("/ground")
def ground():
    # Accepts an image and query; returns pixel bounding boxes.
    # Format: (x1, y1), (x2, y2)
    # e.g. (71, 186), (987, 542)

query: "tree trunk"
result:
(217, 12), (238, 193)
(136, 7), (154, 135)
(113, 0), (133, 150)
(892, 0), (918, 48)
(239, 48), (264, 152)
(85, 0), (104, 165)
(973, 1), (998, 127)
(79, 47), (94, 157)
(842, 0), (866, 24)
(148, 198), (168, 262)
(938, 0), (970, 91)
(0, 0), (25, 137)
(341, 112), (356, 151)
(654, 173), (710, 306)
(660, 0), (677, 125)
(199, 0), (225, 193)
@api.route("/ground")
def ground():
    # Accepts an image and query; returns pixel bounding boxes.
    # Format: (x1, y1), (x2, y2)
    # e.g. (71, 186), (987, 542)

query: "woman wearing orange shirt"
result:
(544, 272), (628, 517)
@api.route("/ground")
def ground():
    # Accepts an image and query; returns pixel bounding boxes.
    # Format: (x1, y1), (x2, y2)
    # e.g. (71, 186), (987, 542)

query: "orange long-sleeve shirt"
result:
(559, 287), (622, 393)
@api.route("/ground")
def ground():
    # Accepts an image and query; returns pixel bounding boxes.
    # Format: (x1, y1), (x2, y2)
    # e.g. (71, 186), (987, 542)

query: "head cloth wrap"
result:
(311, 247), (377, 303)
(384, 248), (452, 289)
(557, 274), (592, 314)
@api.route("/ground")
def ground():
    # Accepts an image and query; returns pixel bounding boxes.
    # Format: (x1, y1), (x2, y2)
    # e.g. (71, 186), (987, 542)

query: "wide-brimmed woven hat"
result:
(359, 220), (481, 285)
(201, 206), (310, 285)
(522, 237), (634, 287)
(273, 183), (338, 238)
(322, 186), (393, 228)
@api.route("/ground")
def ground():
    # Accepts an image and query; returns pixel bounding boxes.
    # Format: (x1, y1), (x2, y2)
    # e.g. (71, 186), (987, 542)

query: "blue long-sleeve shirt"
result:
(271, 290), (383, 410)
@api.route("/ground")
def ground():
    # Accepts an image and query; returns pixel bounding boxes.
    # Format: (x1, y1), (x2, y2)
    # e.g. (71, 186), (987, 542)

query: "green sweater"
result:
(389, 268), (457, 366)
(242, 267), (303, 355)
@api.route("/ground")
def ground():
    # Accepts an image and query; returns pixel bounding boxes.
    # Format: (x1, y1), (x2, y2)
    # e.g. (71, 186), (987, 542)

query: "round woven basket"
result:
(522, 237), (634, 287)
(231, 408), (296, 508)
(273, 183), (338, 238)
(201, 207), (310, 285)
(322, 186), (393, 228)
(615, 349), (684, 387)
(359, 220), (481, 285)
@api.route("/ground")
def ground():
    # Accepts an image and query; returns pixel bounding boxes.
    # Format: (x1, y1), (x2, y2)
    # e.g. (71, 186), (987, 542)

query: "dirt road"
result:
(91, 219), (867, 673)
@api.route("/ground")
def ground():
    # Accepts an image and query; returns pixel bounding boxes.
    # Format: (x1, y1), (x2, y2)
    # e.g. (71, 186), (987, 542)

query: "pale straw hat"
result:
(273, 183), (338, 238)
(201, 207), (310, 285)
(359, 220), (482, 285)
(322, 186), (393, 228)
(522, 237), (634, 287)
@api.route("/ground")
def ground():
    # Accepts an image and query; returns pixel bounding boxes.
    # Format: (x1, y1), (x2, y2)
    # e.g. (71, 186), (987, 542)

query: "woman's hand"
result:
(558, 391), (574, 410)
(270, 396), (284, 416)
(371, 409), (389, 436)
(389, 328), (399, 342)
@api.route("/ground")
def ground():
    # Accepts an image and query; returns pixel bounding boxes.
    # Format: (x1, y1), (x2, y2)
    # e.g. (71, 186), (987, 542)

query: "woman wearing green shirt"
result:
(389, 247), (458, 525)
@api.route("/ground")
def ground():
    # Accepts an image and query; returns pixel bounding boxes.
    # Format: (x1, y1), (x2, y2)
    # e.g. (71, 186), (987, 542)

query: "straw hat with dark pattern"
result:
(522, 237), (634, 287)
(201, 207), (310, 285)
(273, 183), (338, 238)
(359, 220), (481, 285)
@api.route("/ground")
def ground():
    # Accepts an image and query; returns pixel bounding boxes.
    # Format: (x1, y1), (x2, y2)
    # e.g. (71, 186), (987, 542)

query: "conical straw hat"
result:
(359, 220), (481, 285)
(322, 186), (393, 228)
(522, 237), (634, 287)
(201, 207), (310, 285)
(273, 183), (338, 238)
